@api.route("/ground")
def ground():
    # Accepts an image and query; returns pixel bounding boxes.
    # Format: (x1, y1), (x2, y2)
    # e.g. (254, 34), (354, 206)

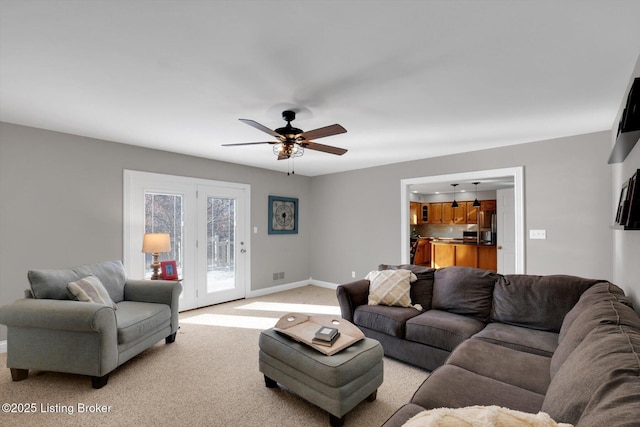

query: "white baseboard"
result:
(0, 340), (6, 354)
(247, 278), (339, 298)
(308, 279), (340, 290)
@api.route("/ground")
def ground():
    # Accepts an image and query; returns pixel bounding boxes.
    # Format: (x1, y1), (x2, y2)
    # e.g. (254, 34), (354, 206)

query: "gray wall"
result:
(309, 132), (614, 287)
(0, 123), (312, 339)
(0, 118), (631, 341)
(611, 55), (640, 309)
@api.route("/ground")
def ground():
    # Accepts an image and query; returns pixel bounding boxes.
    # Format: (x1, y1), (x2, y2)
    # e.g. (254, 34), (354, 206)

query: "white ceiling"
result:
(410, 176), (514, 196)
(1, 1), (640, 177)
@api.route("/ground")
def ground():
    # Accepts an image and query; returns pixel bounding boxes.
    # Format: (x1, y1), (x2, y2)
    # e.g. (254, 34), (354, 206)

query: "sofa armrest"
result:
(0, 298), (118, 377)
(0, 298), (116, 332)
(124, 279), (182, 334)
(336, 279), (370, 323)
(124, 279), (181, 305)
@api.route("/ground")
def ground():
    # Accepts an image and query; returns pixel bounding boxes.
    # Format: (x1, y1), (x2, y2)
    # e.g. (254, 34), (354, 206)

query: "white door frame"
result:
(400, 166), (525, 273)
(496, 187), (516, 274)
(196, 183), (248, 306)
(123, 170), (251, 310)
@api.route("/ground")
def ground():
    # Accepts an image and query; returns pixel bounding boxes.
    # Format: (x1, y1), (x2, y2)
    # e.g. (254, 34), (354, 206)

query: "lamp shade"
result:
(142, 233), (171, 253)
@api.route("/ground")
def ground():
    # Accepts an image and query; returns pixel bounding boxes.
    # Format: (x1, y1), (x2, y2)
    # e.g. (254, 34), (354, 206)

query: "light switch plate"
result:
(529, 229), (547, 240)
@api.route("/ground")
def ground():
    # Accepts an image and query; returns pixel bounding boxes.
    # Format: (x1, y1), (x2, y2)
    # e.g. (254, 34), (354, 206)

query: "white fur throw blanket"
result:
(402, 406), (573, 427)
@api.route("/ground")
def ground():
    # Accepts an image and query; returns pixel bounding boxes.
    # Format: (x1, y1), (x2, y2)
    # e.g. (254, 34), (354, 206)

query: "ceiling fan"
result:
(222, 110), (348, 160)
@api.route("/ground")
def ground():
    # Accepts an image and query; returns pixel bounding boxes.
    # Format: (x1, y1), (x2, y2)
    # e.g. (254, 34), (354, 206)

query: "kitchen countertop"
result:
(430, 239), (496, 246)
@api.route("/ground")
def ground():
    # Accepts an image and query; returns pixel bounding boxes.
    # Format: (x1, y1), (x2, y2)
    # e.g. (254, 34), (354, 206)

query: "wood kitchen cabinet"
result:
(466, 201), (479, 224)
(442, 202), (466, 224)
(478, 245), (497, 271)
(431, 242), (497, 272)
(410, 202), (419, 225)
(431, 243), (454, 268)
(441, 203), (453, 223)
(427, 203), (442, 224)
(414, 239), (431, 266)
(481, 200), (496, 212)
(454, 203), (467, 224)
(412, 199), (494, 226)
(419, 203), (430, 224)
(455, 244), (477, 267)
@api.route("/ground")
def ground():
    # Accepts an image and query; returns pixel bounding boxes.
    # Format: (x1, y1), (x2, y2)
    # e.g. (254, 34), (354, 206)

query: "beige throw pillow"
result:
(67, 275), (117, 310)
(366, 269), (422, 311)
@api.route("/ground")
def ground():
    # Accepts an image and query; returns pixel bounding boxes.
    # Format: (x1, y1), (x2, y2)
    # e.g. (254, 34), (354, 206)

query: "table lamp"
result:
(142, 233), (171, 279)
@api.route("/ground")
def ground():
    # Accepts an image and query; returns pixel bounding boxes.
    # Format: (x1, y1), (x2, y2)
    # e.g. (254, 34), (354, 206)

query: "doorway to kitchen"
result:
(400, 167), (525, 274)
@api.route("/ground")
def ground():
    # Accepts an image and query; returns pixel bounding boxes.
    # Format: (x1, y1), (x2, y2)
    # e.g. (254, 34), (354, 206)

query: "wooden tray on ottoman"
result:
(273, 312), (365, 355)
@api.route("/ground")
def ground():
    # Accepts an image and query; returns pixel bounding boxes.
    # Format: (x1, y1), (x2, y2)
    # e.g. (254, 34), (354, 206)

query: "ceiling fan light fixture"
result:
(225, 110), (348, 173)
(273, 143), (303, 159)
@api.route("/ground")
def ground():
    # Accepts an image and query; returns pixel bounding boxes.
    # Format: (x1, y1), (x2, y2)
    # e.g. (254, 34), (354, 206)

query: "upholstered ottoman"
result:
(259, 328), (384, 426)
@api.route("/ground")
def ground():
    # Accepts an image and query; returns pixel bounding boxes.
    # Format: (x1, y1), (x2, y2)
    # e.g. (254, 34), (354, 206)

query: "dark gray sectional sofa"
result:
(336, 265), (640, 426)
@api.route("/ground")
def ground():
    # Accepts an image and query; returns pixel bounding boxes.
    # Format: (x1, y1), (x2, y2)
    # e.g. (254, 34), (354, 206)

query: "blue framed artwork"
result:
(268, 195), (298, 234)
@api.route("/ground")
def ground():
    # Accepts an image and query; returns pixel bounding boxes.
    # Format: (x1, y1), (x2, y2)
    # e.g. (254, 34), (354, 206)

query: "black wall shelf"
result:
(608, 130), (640, 164)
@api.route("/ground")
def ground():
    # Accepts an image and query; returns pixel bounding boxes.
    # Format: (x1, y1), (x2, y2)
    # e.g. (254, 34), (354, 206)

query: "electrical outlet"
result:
(351, 271), (356, 278)
(529, 229), (547, 240)
(273, 273), (278, 280)
(278, 272), (285, 280)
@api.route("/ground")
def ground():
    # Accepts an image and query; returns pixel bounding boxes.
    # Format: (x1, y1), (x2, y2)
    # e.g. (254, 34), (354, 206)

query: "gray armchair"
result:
(0, 260), (181, 388)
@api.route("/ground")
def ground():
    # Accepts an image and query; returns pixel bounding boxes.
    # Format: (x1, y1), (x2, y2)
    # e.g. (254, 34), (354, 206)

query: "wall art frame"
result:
(268, 195), (298, 234)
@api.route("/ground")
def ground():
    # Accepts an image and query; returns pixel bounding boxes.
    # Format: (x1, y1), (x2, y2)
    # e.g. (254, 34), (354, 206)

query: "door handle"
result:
(240, 248), (246, 253)
(497, 245), (502, 250)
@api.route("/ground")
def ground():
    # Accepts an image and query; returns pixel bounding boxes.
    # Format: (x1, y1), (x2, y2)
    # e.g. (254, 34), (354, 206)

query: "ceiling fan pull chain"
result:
(288, 156), (295, 175)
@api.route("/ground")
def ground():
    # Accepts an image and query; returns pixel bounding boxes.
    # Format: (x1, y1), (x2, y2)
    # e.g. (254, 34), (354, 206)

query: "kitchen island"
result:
(430, 240), (497, 271)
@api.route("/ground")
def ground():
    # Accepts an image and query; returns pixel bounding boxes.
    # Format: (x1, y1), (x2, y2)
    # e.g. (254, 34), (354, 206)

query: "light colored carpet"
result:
(0, 285), (429, 426)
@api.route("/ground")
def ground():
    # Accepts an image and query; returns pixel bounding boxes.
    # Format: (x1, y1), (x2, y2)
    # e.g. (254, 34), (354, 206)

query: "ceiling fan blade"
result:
(239, 119), (283, 139)
(296, 124), (346, 141)
(221, 141), (275, 147)
(300, 141), (348, 155)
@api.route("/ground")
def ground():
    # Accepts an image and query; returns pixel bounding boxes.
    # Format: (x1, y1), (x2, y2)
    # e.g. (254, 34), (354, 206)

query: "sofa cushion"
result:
(67, 275), (118, 310)
(353, 304), (421, 338)
(432, 267), (498, 322)
(491, 274), (601, 332)
(115, 301), (171, 345)
(473, 323), (558, 357)
(446, 338), (551, 395)
(542, 324), (640, 425)
(28, 260), (127, 303)
(405, 310), (485, 351)
(378, 264), (434, 310)
(382, 403), (426, 427)
(28, 268), (79, 300)
(73, 260), (127, 303)
(410, 364), (545, 414)
(551, 299), (640, 378)
(365, 270), (421, 310)
(559, 281), (631, 342)
(578, 373), (640, 426)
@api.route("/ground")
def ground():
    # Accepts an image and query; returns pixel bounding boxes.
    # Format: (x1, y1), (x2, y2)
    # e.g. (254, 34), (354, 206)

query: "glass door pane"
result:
(207, 196), (235, 292)
(198, 184), (246, 306)
(144, 192), (184, 279)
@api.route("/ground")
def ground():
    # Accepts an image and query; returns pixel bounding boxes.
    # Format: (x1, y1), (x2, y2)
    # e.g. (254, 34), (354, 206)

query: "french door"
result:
(196, 184), (247, 306)
(124, 171), (250, 311)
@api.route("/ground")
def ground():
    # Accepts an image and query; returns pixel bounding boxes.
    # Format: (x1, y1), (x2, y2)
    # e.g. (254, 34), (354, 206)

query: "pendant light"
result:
(472, 182), (481, 207)
(451, 184), (459, 208)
